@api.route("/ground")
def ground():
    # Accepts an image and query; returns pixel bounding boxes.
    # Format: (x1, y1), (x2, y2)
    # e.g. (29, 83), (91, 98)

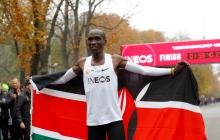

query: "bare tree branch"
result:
(47, 0), (64, 44)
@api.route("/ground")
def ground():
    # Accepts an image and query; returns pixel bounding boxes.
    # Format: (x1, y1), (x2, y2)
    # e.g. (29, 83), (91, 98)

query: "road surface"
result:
(201, 103), (220, 140)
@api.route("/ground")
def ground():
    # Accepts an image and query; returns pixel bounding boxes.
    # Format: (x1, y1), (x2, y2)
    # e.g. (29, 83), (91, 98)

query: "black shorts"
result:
(88, 120), (125, 140)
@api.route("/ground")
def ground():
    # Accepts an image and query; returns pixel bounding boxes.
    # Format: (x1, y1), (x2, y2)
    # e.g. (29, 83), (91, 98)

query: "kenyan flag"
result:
(31, 68), (206, 140)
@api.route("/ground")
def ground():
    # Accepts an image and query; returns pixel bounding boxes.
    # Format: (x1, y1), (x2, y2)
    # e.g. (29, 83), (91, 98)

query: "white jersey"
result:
(83, 54), (122, 126)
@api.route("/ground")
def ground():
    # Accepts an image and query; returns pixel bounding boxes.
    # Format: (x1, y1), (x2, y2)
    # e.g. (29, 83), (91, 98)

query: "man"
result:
(50, 29), (188, 140)
(0, 83), (11, 140)
(8, 78), (22, 140)
(16, 80), (31, 140)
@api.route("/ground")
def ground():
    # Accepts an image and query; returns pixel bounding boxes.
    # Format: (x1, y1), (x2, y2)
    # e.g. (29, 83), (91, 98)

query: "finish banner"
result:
(121, 39), (220, 66)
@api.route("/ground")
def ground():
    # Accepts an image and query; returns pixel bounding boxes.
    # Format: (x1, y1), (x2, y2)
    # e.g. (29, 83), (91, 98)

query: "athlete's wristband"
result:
(171, 68), (175, 76)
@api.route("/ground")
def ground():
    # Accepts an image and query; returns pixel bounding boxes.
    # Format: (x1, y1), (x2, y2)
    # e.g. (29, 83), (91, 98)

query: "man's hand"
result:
(16, 88), (21, 96)
(9, 93), (17, 100)
(173, 61), (190, 75)
(20, 122), (26, 129)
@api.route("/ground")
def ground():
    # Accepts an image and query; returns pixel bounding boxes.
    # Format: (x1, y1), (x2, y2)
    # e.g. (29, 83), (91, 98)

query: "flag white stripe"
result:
(39, 88), (201, 113)
(135, 82), (151, 102)
(32, 126), (82, 140)
(136, 101), (201, 113)
(40, 88), (86, 102)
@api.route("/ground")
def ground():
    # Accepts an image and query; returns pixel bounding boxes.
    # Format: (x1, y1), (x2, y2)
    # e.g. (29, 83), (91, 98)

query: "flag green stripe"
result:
(32, 133), (59, 140)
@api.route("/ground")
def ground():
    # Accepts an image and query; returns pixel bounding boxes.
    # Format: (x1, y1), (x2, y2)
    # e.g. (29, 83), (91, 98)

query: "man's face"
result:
(11, 79), (20, 89)
(86, 31), (106, 54)
(25, 84), (31, 94)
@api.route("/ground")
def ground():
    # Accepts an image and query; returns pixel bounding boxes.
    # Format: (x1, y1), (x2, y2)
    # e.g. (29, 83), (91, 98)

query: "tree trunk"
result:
(19, 69), (25, 85)
(61, 0), (69, 69)
(39, 0), (64, 74)
(30, 0), (42, 75)
(71, 0), (80, 63)
(72, 48), (79, 65)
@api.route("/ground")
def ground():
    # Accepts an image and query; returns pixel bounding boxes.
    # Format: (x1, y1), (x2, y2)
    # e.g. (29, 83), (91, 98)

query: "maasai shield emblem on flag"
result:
(31, 68), (206, 140)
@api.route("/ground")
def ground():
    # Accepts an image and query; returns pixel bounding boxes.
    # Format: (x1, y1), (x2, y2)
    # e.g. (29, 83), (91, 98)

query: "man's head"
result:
(86, 29), (106, 54)
(24, 80), (31, 94)
(10, 78), (21, 90)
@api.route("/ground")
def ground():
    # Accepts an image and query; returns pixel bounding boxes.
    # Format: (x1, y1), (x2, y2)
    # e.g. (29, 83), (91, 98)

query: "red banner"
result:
(121, 39), (220, 66)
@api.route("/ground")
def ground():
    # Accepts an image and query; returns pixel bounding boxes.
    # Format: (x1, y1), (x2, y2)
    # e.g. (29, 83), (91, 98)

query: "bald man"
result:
(9, 78), (23, 140)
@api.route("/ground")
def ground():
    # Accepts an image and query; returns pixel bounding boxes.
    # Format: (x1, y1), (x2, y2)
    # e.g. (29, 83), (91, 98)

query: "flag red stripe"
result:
(32, 92), (87, 139)
(132, 108), (206, 140)
(32, 90), (206, 140)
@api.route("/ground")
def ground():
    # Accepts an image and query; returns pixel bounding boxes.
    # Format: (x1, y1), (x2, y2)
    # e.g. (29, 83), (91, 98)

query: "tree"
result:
(90, 13), (141, 54)
(40, 0), (65, 74)
(68, 0), (107, 63)
(0, 0), (112, 78)
(0, 0), (52, 77)
(0, 44), (18, 81)
(192, 64), (220, 96)
(139, 29), (165, 43)
(0, 0), (67, 77)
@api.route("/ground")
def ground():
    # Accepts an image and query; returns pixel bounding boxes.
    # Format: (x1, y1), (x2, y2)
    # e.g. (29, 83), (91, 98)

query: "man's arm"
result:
(16, 95), (25, 126)
(16, 94), (28, 129)
(52, 57), (85, 84)
(113, 54), (188, 76)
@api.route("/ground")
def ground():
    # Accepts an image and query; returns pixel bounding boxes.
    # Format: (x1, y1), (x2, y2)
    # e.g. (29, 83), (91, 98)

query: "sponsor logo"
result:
(122, 45), (156, 65)
(101, 67), (110, 72)
(85, 69), (92, 75)
(87, 76), (110, 84)
(85, 67), (110, 75)
(124, 55), (153, 64)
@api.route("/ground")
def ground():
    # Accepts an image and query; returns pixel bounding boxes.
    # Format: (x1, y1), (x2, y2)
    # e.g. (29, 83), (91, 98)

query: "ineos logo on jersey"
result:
(88, 76), (110, 84)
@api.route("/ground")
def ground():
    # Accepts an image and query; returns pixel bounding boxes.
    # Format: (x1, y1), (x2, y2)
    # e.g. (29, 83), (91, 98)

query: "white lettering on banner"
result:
(159, 53), (181, 61)
(172, 44), (212, 50)
(214, 43), (220, 47)
(125, 55), (153, 64)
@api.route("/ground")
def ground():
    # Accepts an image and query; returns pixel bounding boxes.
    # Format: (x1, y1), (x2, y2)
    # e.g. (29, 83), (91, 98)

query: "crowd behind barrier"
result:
(199, 95), (220, 105)
(0, 78), (31, 140)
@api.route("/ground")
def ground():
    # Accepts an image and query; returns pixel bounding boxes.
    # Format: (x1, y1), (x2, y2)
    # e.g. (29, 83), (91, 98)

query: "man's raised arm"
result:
(52, 57), (85, 84)
(114, 54), (188, 76)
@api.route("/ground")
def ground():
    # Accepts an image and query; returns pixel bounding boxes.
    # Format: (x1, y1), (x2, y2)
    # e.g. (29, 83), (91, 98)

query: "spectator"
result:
(0, 83), (11, 140)
(8, 78), (23, 140)
(16, 80), (31, 140)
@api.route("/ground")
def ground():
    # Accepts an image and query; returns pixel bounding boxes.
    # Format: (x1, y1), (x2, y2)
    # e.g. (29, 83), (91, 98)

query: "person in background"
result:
(16, 80), (31, 140)
(8, 78), (23, 140)
(0, 83), (11, 140)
